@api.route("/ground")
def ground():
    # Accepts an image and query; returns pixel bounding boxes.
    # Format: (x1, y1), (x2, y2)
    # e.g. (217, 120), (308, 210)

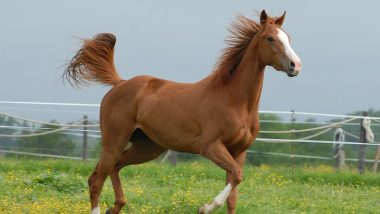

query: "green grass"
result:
(0, 157), (379, 213)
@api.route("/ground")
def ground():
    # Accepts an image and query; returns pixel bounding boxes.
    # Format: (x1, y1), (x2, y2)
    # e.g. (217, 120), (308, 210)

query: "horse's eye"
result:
(267, 37), (275, 42)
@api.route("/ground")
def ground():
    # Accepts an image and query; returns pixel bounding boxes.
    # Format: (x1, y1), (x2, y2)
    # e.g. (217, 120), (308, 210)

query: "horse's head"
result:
(256, 10), (302, 77)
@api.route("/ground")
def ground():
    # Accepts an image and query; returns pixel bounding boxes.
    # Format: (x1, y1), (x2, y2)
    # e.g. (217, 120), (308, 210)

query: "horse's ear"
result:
(260, 10), (268, 25)
(275, 11), (286, 26)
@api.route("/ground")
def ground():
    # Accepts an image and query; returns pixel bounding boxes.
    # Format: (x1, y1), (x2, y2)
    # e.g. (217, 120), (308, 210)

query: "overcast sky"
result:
(1, 0), (379, 121)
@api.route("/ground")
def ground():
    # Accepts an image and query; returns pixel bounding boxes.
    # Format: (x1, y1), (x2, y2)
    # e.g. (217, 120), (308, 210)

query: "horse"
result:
(63, 10), (301, 214)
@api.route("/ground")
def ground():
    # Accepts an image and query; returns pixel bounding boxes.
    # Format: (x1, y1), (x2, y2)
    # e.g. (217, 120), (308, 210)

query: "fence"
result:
(1, 100), (380, 173)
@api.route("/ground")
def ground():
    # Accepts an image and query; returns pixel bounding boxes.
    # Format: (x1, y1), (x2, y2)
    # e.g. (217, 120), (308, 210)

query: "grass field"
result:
(0, 157), (379, 214)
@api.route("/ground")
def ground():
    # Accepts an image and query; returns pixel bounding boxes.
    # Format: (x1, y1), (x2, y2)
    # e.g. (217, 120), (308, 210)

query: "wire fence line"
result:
(255, 138), (380, 146)
(342, 130), (360, 140)
(372, 118), (380, 124)
(0, 120), (369, 144)
(0, 112), (99, 128)
(0, 100), (100, 107)
(247, 150), (377, 163)
(2, 100), (380, 119)
(0, 147), (377, 164)
(0, 110), (363, 137)
(260, 119), (380, 127)
(0, 110), (375, 146)
(0, 119), (88, 138)
(260, 110), (380, 120)
(0, 149), (88, 161)
(61, 132), (101, 138)
(0, 125), (100, 133)
(0, 120), (370, 139)
(259, 117), (357, 134)
(1, 101), (379, 167)
(297, 127), (333, 140)
(0, 146), (97, 152)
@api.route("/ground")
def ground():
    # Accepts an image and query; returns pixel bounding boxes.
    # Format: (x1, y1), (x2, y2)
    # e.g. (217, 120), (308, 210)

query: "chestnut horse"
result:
(64, 10), (301, 214)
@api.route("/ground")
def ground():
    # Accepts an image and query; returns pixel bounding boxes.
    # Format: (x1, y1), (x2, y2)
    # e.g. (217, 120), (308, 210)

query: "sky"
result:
(1, 0), (379, 122)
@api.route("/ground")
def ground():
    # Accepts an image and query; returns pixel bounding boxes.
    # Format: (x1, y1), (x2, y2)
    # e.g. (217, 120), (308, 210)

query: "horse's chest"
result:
(225, 117), (259, 150)
(227, 125), (254, 147)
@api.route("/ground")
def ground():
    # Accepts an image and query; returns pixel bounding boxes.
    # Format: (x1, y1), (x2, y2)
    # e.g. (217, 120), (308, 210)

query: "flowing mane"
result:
(212, 15), (260, 84)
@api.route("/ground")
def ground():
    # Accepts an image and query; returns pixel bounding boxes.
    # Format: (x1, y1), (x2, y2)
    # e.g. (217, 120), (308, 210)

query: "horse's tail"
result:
(64, 33), (122, 86)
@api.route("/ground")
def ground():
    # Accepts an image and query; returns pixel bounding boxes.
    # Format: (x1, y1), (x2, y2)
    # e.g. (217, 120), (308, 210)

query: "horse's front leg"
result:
(226, 151), (247, 214)
(198, 140), (243, 214)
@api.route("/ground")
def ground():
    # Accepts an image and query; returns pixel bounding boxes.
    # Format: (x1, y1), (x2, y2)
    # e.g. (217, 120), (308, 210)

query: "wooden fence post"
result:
(373, 145), (380, 173)
(290, 110), (295, 177)
(339, 150), (346, 170)
(82, 115), (88, 161)
(358, 111), (367, 174)
(333, 127), (345, 170)
(160, 150), (178, 166)
(168, 150), (178, 166)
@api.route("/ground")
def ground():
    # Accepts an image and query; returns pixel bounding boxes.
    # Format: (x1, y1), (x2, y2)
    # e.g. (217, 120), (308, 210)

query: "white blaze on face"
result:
(277, 28), (301, 69)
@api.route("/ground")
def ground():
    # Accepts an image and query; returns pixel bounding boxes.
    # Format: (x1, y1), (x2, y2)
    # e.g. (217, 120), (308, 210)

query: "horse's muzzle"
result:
(287, 72), (298, 77)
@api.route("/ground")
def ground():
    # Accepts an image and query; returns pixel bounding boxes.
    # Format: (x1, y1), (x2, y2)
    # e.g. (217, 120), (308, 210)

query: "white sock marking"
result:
(201, 183), (233, 214)
(91, 206), (100, 214)
(214, 183), (232, 204)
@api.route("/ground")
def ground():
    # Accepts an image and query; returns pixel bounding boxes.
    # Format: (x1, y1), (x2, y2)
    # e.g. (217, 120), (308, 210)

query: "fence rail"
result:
(1, 101), (380, 172)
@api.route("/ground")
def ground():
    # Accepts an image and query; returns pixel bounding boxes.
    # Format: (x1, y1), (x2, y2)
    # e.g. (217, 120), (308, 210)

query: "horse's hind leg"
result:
(107, 129), (167, 214)
(89, 128), (133, 214)
(89, 148), (123, 214)
(107, 168), (127, 214)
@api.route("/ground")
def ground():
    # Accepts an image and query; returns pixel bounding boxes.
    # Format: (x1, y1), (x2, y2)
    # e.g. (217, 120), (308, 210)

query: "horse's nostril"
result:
(290, 61), (295, 69)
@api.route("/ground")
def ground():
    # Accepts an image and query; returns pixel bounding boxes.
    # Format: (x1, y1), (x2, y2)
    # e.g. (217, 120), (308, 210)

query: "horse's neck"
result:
(228, 43), (265, 113)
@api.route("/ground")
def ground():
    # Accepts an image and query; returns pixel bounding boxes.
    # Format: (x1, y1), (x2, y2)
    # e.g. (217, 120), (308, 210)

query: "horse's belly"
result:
(136, 93), (201, 153)
(138, 123), (201, 154)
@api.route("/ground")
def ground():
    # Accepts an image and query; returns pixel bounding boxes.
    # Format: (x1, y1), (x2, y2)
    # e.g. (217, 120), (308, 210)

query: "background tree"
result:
(16, 121), (76, 156)
(0, 115), (21, 155)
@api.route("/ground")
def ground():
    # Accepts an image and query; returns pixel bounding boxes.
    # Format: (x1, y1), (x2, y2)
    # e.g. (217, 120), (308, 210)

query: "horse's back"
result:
(100, 75), (201, 129)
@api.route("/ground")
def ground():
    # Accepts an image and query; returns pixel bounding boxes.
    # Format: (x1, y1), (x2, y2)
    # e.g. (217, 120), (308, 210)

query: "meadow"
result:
(0, 157), (379, 214)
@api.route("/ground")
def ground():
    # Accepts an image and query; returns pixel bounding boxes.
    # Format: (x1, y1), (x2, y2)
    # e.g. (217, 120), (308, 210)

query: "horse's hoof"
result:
(198, 206), (204, 214)
(105, 208), (112, 214)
